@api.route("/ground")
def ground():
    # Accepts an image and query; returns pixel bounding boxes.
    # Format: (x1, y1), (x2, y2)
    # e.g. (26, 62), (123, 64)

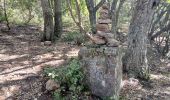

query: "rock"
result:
(102, 4), (109, 10)
(44, 41), (52, 46)
(107, 39), (120, 47)
(78, 47), (88, 59)
(41, 42), (44, 46)
(46, 80), (60, 91)
(0, 96), (5, 100)
(79, 47), (123, 99)
(99, 9), (109, 15)
(99, 14), (110, 20)
(92, 35), (106, 45)
(107, 38), (120, 47)
(96, 31), (114, 38)
(98, 19), (111, 24)
(86, 32), (106, 45)
(96, 24), (110, 32)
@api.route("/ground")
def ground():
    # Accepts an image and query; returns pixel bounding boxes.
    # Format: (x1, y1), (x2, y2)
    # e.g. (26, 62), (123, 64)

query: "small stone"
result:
(99, 9), (109, 15)
(40, 42), (44, 46)
(107, 39), (120, 47)
(44, 41), (52, 46)
(92, 35), (106, 45)
(96, 31), (114, 38)
(99, 13), (109, 19)
(96, 24), (110, 32)
(98, 19), (112, 24)
(102, 4), (109, 10)
(86, 32), (105, 45)
(46, 80), (60, 91)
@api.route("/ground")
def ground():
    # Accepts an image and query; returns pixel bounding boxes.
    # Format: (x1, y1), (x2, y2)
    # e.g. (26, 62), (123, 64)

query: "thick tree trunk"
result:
(123, 0), (158, 79)
(54, 0), (62, 38)
(41, 0), (54, 41)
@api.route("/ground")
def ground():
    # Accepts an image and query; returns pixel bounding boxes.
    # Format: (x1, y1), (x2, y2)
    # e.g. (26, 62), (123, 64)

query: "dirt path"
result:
(0, 24), (79, 100)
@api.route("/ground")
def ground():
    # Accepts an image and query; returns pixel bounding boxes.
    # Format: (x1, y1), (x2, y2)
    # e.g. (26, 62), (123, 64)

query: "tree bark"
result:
(85, 0), (106, 34)
(110, 0), (125, 38)
(41, 0), (54, 41)
(54, 0), (62, 38)
(3, 0), (10, 30)
(123, 0), (158, 79)
(66, 0), (84, 33)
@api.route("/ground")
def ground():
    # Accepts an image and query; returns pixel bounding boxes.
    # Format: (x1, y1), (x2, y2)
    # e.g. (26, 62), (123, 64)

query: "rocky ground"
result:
(0, 23), (169, 100)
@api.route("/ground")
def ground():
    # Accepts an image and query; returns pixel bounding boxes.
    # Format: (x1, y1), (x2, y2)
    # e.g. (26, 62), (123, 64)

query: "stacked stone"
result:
(92, 3), (119, 47)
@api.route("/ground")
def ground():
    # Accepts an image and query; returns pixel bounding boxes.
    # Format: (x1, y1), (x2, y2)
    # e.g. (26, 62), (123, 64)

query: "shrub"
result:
(44, 58), (89, 100)
(62, 31), (86, 45)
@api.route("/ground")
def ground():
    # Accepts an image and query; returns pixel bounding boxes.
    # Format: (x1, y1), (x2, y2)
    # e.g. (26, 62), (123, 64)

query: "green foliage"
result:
(44, 58), (88, 100)
(62, 31), (86, 45)
(62, 31), (80, 42)
(4, 0), (43, 25)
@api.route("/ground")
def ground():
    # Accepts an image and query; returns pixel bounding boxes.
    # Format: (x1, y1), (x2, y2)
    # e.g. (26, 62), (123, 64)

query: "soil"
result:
(0, 23), (79, 100)
(0, 23), (169, 100)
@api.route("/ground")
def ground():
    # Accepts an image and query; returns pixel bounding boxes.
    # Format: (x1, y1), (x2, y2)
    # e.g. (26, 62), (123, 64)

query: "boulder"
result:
(79, 47), (123, 99)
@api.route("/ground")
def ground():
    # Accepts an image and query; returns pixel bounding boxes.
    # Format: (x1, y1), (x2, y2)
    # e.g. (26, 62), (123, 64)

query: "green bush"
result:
(44, 58), (89, 100)
(62, 31), (86, 45)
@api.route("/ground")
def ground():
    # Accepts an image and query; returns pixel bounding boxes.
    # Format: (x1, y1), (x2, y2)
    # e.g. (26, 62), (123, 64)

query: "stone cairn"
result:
(79, 3), (123, 99)
(86, 3), (120, 47)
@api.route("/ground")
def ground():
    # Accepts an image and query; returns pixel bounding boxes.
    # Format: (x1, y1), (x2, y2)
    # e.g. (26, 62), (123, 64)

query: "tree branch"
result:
(94, 0), (106, 12)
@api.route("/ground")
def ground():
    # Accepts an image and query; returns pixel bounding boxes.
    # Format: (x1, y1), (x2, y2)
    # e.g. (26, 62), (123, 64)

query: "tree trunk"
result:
(3, 0), (10, 30)
(41, 0), (54, 41)
(89, 11), (97, 34)
(85, 0), (105, 34)
(54, 0), (62, 38)
(123, 0), (158, 79)
(110, 0), (125, 38)
(66, 0), (84, 33)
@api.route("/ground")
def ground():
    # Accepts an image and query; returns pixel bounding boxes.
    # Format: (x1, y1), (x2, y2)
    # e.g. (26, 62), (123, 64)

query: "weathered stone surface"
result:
(99, 9), (109, 15)
(102, 4), (109, 10)
(96, 31), (114, 38)
(107, 38), (120, 47)
(46, 80), (60, 91)
(79, 47), (123, 99)
(86, 32), (106, 45)
(92, 35), (106, 45)
(44, 41), (52, 46)
(99, 14), (110, 20)
(96, 24), (110, 32)
(98, 19), (112, 24)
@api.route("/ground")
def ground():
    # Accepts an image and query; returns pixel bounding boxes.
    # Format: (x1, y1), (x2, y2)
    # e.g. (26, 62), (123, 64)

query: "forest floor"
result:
(0, 23), (169, 100)
(0, 23), (80, 100)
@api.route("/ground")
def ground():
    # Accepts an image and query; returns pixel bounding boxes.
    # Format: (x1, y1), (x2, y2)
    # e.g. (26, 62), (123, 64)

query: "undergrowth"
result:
(44, 58), (90, 100)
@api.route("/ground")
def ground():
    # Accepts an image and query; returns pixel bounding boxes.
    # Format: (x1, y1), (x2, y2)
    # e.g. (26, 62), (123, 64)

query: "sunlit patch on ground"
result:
(0, 25), (80, 99)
